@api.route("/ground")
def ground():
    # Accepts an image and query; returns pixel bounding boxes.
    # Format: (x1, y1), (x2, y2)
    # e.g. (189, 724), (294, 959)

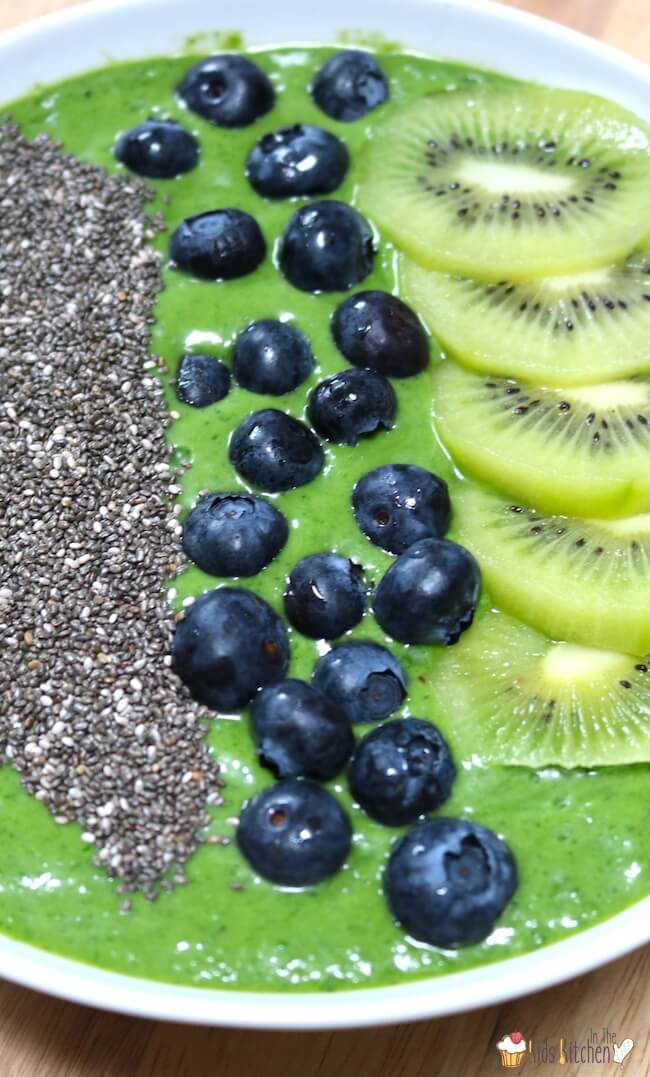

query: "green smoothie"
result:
(2, 46), (648, 991)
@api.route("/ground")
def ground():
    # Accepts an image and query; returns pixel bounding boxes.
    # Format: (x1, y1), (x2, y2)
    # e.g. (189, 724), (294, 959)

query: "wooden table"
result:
(0, 0), (648, 1073)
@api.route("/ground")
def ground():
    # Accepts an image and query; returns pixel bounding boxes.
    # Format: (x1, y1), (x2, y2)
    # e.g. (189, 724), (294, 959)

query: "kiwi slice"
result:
(453, 483), (650, 654)
(433, 362), (650, 518)
(404, 250), (650, 385)
(358, 87), (650, 281)
(432, 609), (650, 768)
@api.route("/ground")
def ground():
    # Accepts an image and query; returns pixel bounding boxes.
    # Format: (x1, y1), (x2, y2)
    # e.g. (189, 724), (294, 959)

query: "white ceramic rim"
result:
(0, 0), (649, 1029)
(0, 900), (648, 1028)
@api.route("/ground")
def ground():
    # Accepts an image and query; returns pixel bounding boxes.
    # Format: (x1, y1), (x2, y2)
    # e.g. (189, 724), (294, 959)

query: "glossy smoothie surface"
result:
(2, 46), (648, 990)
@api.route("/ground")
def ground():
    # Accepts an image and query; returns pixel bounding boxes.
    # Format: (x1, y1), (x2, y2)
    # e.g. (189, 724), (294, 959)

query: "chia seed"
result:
(0, 122), (221, 897)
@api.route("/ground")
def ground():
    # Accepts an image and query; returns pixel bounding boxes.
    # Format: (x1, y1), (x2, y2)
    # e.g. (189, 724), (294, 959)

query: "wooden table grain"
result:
(0, 0), (648, 1073)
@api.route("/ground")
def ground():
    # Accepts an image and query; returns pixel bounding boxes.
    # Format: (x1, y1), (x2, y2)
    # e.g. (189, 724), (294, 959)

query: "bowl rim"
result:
(2, 0), (650, 102)
(1, 897), (649, 1028)
(1, 0), (649, 1029)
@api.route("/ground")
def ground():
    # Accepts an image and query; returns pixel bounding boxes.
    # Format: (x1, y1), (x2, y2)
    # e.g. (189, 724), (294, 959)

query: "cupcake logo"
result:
(496, 1031), (528, 1068)
(495, 1028), (635, 1067)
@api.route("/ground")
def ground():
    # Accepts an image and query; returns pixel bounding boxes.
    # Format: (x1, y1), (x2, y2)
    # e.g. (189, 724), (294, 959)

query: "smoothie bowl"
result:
(0, 0), (649, 1028)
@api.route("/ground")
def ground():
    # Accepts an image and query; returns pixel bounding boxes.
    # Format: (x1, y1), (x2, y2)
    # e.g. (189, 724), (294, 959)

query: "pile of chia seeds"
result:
(0, 123), (221, 897)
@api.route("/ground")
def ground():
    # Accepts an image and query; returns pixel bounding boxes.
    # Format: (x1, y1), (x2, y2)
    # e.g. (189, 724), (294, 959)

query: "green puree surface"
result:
(4, 46), (649, 991)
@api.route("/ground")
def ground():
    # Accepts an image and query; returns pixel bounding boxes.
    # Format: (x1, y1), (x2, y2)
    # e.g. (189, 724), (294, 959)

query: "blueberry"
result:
(175, 353), (231, 408)
(177, 55), (274, 128)
(373, 538), (480, 645)
(114, 119), (199, 179)
(172, 587), (289, 711)
(237, 779), (352, 886)
(385, 818), (518, 947)
(229, 408), (324, 492)
(313, 641), (407, 724)
(332, 291), (429, 377)
(349, 719), (455, 826)
(251, 680), (354, 780)
(182, 493), (288, 577)
(233, 320), (314, 396)
(170, 209), (265, 281)
(284, 553), (366, 639)
(352, 464), (451, 554)
(279, 200), (374, 293)
(307, 368), (396, 446)
(312, 50), (389, 122)
(247, 124), (349, 199)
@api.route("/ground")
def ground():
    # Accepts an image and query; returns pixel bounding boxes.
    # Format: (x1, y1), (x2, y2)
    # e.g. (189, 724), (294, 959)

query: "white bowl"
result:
(1, 0), (649, 1029)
